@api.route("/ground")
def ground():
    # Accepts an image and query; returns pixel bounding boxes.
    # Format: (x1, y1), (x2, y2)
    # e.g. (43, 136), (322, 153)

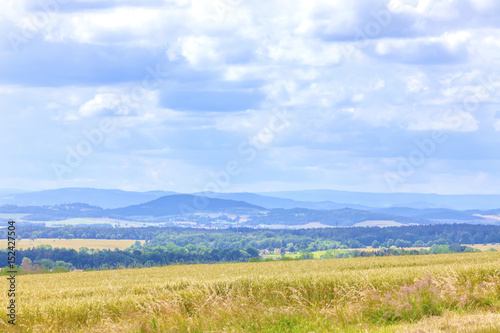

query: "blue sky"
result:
(1, 0), (500, 194)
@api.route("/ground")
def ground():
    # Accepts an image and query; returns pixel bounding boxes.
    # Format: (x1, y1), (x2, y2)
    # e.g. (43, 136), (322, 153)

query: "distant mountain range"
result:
(2, 187), (500, 210)
(0, 194), (264, 221)
(260, 189), (500, 210)
(0, 188), (175, 209)
(0, 188), (499, 227)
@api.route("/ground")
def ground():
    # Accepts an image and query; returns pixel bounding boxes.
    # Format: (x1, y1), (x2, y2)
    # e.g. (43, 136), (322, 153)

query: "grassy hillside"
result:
(1, 252), (499, 332)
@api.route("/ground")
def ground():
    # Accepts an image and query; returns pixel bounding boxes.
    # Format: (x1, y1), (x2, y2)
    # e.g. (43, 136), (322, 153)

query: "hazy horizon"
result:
(3, 186), (500, 197)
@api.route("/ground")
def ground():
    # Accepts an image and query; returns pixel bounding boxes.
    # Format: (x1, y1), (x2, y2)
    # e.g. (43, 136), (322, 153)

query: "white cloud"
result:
(407, 110), (479, 132)
(406, 72), (429, 93)
(294, 0), (359, 37)
(469, 0), (500, 12)
(177, 36), (221, 68)
(352, 93), (364, 102)
(374, 79), (385, 90)
(79, 93), (125, 117)
(494, 119), (500, 131)
(265, 36), (344, 66)
(372, 32), (470, 64)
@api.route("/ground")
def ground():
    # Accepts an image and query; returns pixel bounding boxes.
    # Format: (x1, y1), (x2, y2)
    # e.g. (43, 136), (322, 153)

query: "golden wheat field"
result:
(17, 239), (145, 251)
(1, 252), (500, 332)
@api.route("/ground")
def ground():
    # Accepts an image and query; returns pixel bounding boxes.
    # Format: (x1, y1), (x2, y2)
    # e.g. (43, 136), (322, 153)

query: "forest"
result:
(6, 223), (500, 246)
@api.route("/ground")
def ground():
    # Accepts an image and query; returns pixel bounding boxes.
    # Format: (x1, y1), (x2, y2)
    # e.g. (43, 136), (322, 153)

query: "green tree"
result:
(413, 240), (425, 247)
(298, 250), (314, 260)
(460, 232), (472, 244)
(472, 233), (485, 245)
(35, 259), (55, 269)
(347, 240), (363, 249)
(245, 246), (259, 258)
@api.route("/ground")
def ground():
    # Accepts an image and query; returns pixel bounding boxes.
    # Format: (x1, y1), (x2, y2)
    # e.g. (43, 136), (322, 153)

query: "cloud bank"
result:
(1, 0), (500, 194)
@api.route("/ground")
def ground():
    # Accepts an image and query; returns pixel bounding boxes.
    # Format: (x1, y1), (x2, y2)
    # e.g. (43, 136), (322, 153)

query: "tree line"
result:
(5, 224), (500, 247)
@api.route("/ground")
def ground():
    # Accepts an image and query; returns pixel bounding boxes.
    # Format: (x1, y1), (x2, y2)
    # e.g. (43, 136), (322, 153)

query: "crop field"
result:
(29, 218), (159, 228)
(17, 238), (145, 250)
(1, 252), (500, 332)
(469, 244), (500, 251)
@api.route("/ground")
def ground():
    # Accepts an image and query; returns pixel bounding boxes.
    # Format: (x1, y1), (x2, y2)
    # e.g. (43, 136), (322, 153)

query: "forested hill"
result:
(108, 194), (264, 216)
(194, 192), (368, 210)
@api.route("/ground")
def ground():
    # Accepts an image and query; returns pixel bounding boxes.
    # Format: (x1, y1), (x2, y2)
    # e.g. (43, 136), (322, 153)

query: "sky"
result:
(1, 0), (500, 194)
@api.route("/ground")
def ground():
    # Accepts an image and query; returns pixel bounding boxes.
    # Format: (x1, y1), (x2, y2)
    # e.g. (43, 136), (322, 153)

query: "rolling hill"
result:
(108, 194), (265, 217)
(194, 192), (369, 210)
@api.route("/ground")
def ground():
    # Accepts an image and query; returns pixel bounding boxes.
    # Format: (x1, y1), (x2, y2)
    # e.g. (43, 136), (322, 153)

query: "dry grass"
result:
(390, 311), (500, 332)
(17, 239), (144, 250)
(0, 252), (499, 332)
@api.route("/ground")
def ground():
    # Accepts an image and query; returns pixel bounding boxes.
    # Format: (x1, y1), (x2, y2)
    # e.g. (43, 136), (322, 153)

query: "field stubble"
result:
(1, 252), (499, 332)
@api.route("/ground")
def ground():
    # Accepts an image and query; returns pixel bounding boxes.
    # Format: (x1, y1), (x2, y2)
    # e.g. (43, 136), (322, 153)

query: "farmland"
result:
(1, 252), (500, 332)
(17, 238), (145, 251)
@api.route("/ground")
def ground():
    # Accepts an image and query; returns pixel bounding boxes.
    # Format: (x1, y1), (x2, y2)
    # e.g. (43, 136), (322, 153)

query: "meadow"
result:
(1, 252), (500, 332)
